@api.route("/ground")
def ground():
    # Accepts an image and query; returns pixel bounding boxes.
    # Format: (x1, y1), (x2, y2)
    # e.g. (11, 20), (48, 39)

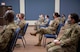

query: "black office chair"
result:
(7, 28), (21, 52)
(17, 23), (29, 48)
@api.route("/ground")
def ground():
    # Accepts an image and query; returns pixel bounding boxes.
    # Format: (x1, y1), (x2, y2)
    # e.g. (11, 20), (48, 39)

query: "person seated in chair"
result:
(2, 7), (14, 27)
(30, 12), (61, 46)
(0, 12), (18, 52)
(46, 13), (80, 52)
(34, 14), (45, 30)
(40, 15), (50, 28)
(14, 13), (20, 25)
(17, 13), (26, 36)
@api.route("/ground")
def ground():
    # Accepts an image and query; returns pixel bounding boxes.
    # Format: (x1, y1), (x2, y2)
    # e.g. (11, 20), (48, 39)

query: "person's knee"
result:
(48, 48), (62, 52)
(48, 48), (53, 52)
(48, 47), (57, 52)
(46, 44), (51, 49)
(47, 45), (63, 52)
(46, 42), (55, 49)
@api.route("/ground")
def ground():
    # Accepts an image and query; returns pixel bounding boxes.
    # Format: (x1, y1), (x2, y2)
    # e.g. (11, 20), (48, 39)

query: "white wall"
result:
(20, 0), (25, 14)
(55, 0), (60, 13)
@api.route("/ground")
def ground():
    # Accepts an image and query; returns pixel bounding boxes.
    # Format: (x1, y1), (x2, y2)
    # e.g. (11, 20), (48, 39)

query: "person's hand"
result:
(55, 41), (61, 45)
(53, 40), (61, 45)
(53, 40), (59, 43)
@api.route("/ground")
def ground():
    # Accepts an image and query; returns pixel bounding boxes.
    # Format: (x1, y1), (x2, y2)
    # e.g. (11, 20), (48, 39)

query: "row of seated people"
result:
(34, 14), (50, 30)
(34, 13), (66, 30)
(0, 11), (80, 52)
(30, 12), (80, 52)
(30, 12), (61, 46)
(0, 12), (26, 52)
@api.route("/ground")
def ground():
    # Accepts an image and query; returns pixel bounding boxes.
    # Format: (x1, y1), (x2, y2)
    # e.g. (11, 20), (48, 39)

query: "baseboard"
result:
(26, 20), (53, 25)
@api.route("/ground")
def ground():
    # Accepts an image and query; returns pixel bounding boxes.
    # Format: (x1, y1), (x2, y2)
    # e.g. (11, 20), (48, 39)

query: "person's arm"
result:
(18, 20), (25, 28)
(49, 20), (59, 31)
(40, 19), (50, 26)
(0, 29), (13, 47)
(60, 27), (80, 46)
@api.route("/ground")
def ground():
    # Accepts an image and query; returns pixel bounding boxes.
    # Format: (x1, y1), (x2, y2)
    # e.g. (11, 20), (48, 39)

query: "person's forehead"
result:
(68, 15), (71, 18)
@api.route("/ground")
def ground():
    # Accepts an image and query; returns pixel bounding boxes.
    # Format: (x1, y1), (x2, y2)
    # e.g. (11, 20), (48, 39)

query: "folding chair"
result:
(7, 28), (20, 52)
(17, 23), (29, 48)
(43, 23), (64, 47)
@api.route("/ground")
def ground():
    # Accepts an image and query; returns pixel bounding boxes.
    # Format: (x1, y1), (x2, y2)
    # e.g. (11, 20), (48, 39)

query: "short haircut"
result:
(54, 12), (60, 17)
(70, 13), (79, 23)
(20, 13), (24, 19)
(46, 15), (49, 18)
(6, 12), (14, 22)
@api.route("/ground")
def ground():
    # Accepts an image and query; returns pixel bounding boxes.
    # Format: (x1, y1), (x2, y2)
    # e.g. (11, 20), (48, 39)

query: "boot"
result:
(35, 41), (41, 46)
(30, 32), (36, 36)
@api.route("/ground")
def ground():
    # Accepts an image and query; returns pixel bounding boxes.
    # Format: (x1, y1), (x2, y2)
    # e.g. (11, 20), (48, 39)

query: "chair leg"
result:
(23, 36), (27, 45)
(21, 38), (25, 48)
(43, 36), (47, 47)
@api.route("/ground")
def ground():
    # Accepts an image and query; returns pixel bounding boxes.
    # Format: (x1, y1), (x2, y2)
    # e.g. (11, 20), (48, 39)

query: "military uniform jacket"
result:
(0, 22), (18, 52)
(36, 17), (44, 25)
(40, 18), (50, 26)
(60, 17), (66, 24)
(59, 23), (80, 52)
(18, 19), (26, 36)
(46, 17), (60, 34)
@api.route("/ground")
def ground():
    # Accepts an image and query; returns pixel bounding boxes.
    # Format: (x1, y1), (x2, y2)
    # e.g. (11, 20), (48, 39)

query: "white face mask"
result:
(39, 15), (42, 17)
(68, 19), (71, 24)
(40, 15), (43, 17)
(67, 15), (72, 24)
(45, 16), (47, 19)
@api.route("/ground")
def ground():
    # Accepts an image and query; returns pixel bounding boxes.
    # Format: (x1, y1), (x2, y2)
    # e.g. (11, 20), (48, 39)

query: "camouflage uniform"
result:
(36, 18), (60, 44)
(47, 23), (80, 52)
(40, 18), (50, 27)
(60, 16), (66, 24)
(0, 22), (18, 52)
(35, 16), (44, 30)
(18, 19), (26, 36)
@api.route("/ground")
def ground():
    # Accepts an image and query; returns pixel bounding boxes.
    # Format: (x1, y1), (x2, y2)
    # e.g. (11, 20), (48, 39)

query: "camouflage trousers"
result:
(46, 42), (63, 52)
(34, 23), (40, 30)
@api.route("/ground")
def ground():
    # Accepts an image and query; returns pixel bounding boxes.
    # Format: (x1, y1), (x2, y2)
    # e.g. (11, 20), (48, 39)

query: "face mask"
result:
(68, 19), (71, 24)
(45, 16), (47, 19)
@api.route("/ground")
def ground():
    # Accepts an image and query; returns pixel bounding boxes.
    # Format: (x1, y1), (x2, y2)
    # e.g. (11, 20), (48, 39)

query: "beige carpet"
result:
(13, 26), (53, 52)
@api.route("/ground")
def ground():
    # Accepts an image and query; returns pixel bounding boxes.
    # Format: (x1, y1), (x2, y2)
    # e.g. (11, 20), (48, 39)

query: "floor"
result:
(0, 25), (63, 52)
(12, 26), (53, 52)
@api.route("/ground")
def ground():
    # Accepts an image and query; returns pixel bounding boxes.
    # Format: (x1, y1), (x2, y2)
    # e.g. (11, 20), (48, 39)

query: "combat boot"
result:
(30, 32), (36, 36)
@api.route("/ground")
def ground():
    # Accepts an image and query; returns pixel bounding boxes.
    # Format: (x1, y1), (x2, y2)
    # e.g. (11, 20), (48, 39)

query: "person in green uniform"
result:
(0, 12), (18, 52)
(30, 12), (60, 46)
(46, 13), (80, 52)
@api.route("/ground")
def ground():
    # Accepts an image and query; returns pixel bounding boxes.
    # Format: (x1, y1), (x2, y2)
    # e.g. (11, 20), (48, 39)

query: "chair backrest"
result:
(77, 38), (80, 52)
(56, 23), (64, 35)
(23, 23), (29, 35)
(46, 19), (50, 27)
(7, 28), (20, 52)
